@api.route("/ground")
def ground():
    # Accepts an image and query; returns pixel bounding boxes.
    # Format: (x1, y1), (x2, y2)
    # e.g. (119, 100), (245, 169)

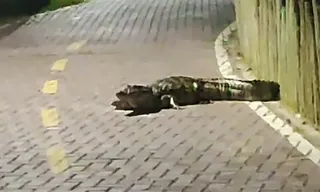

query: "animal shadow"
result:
(125, 108), (163, 117)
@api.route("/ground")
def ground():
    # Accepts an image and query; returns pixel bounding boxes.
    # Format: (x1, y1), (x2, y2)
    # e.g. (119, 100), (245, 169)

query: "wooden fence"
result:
(234, 0), (320, 127)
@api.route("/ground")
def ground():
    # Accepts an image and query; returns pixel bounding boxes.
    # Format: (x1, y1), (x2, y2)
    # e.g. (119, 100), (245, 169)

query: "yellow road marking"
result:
(67, 40), (87, 52)
(51, 59), (68, 71)
(42, 80), (58, 94)
(46, 144), (69, 174)
(41, 108), (60, 127)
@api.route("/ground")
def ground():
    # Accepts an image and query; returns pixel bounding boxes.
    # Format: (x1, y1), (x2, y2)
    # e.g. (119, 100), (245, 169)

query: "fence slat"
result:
(235, 0), (320, 127)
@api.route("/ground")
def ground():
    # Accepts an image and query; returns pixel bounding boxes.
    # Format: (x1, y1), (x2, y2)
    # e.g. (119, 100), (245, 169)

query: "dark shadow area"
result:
(0, 0), (50, 17)
(125, 108), (163, 117)
(124, 106), (188, 117)
(0, 0), (49, 40)
(0, 16), (29, 40)
(118, 98), (280, 117)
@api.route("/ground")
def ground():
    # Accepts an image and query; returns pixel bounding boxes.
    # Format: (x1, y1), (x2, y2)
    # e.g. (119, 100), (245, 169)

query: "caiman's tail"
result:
(249, 80), (280, 101)
(200, 78), (280, 101)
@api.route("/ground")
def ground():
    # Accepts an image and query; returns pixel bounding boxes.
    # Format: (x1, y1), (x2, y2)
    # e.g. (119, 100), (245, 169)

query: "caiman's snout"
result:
(116, 90), (128, 100)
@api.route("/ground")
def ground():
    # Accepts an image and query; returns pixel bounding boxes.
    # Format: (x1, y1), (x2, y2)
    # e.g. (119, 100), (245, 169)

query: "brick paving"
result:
(0, 0), (320, 192)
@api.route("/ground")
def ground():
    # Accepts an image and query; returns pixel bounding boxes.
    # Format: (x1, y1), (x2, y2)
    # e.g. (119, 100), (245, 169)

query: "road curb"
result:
(214, 22), (320, 165)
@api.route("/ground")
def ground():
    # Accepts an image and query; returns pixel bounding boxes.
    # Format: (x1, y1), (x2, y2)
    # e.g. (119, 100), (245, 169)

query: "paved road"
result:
(0, 0), (320, 191)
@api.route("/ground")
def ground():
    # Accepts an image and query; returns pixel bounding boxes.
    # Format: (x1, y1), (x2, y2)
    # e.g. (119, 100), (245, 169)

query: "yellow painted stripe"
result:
(42, 80), (58, 94)
(67, 40), (87, 52)
(46, 144), (69, 173)
(51, 59), (68, 71)
(41, 108), (60, 127)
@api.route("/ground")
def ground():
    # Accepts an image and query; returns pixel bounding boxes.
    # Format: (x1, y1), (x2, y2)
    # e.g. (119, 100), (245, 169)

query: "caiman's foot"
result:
(170, 97), (181, 109)
(161, 95), (182, 110)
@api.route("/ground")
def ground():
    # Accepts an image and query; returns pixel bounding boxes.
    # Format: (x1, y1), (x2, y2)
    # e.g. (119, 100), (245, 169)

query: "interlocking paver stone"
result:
(0, 0), (320, 191)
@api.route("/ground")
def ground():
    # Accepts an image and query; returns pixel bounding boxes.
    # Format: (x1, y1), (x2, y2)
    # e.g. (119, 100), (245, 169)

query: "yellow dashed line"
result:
(46, 144), (69, 174)
(39, 47), (76, 174)
(51, 58), (68, 71)
(42, 80), (58, 94)
(41, 108), (60, 128)
(67, 40), (87, 52)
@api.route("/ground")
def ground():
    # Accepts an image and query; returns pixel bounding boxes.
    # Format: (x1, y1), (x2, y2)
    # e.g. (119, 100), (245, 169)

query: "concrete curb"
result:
(214, 22), (320, 165)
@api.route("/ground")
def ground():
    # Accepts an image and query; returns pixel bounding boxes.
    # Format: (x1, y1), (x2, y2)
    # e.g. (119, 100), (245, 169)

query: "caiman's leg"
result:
(161, 95), (181, 109)
(169, 96), (181, 109)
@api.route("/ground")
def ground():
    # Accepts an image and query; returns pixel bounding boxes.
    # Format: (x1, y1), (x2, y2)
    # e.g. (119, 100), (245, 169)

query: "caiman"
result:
(111, 76), (280, 115)
(111, 76), (200, 115)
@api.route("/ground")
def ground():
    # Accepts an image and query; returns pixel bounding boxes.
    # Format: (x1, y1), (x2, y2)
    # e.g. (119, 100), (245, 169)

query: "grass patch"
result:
(41, 0), (87, 12)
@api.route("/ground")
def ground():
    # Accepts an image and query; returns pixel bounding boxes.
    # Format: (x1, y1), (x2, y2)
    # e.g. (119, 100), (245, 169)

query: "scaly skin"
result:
(197, 78), (280, 101)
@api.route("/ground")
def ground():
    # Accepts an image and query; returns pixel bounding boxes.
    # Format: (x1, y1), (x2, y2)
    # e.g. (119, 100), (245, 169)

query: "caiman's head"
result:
(115, 85), (155, 108)
(116, 85), (151, 100)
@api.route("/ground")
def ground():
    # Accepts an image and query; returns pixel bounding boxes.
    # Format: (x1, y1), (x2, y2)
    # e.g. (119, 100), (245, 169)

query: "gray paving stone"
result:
(0, 0), (319, 191)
